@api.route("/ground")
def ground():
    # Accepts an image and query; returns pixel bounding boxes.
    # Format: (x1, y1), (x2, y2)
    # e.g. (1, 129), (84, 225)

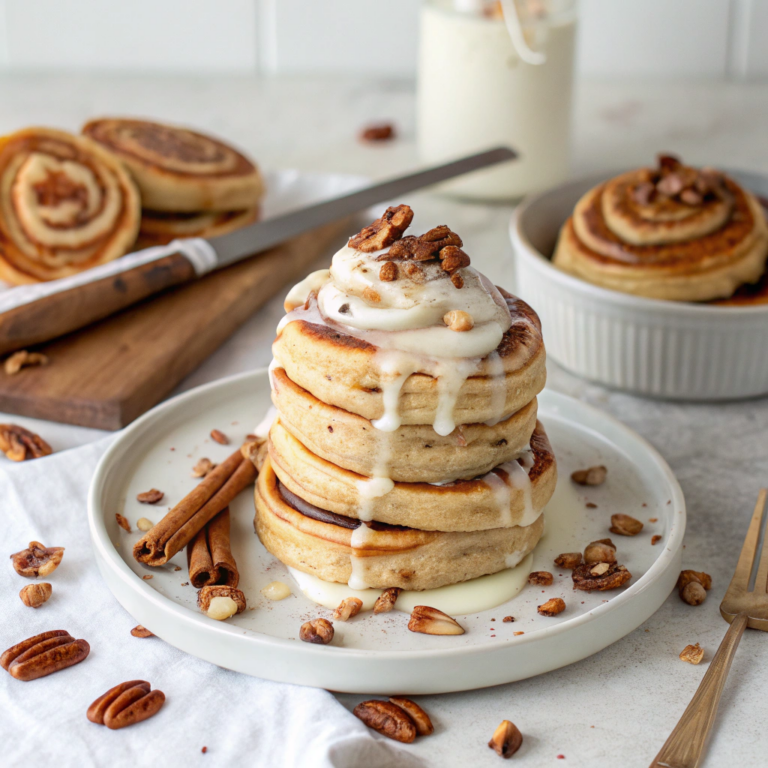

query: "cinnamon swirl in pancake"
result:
(0, 127), (140, 284)
(83, 118), (264, 212)
(255, 458), (545, 591)
(135, 206), (260, 248)
(554, 155), (768, 302)
(268, 419), (556, 531)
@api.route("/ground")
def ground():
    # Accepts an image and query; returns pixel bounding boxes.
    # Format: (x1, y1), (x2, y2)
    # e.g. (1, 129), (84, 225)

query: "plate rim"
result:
(88, 368), (686, 665)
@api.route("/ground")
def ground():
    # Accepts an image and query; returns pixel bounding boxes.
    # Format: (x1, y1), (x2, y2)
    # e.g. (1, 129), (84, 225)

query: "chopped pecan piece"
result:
(677, 570), (712, 592)
(502, 616), (515, 623)
(198, 585), (246, 620)
(115, 513), (131, 533)
(680, 581), (707, 606)
(439, 245), (470, 275)
(610, 513), (643, 536)
(379, 261), (398, 282)
(651, 534), (662, 546)
(136, 488), (164, 504)
(0, 424), (52, 461)
(4, 350), (48, 376)
(679, 643), (704, 665)
(11, 541), (64, 578)
(363, 287), (381, 304)
(210, 429), (229, 445)
(571, 465), (607, 486)
(450, 272), (464, 289)
(354, 700), (416, 743)
(1, 630), (89, 681)
(443, 309), (474, 332)
(488, 720), (523, 758)
(130, 625), (154, 638)
(554, 552), (582, 569)
(538, 597), (566, 616)
(87, 680), (165, 729)
(528, 571), (554, 586)
(349, 205), (414, 252)
(421, 224), (462, 250)
(402, 262), (425, 283)
(572, 562), (631, 592)
(408, 605), (464, 636)
(360, 123), (395, 142)
(299, 618), (334, 645)
(19, 582), (52, 608)
(584, 538), (617, 564)
(389, 697), (434, 736)
(192, 457), (217, 477)
(333, 597), (363, 622)
(374, 587), (402, 614)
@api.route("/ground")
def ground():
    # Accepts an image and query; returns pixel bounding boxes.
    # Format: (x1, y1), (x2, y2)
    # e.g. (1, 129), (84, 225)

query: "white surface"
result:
(88, 369), (685, 694)
(511, 170), (768, 399)
(3, 0), (768, 79)
(1, 73), (768, 766)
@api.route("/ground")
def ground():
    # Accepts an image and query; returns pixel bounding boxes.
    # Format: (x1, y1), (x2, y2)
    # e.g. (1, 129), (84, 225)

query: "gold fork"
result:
(650, 488), (768, 768)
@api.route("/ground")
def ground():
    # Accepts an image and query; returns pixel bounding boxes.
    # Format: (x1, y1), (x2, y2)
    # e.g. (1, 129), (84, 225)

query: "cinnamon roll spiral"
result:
(0, 128), (141, 284)
(135, 207), (260, 249)
(82, 119), (265, 212)
(553, 155), (768, 302)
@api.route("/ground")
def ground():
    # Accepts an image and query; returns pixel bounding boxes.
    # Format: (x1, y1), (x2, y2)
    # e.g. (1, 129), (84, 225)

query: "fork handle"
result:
(649, 612), (749, 768)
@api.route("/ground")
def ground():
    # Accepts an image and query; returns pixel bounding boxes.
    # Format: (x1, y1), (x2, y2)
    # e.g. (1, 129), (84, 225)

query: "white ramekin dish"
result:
(511, 169), (768, 400)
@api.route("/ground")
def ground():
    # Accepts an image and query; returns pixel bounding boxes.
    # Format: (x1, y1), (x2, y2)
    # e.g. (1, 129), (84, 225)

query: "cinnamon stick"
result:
(187, 508), (239, 588)
(133, 450), (256, 567)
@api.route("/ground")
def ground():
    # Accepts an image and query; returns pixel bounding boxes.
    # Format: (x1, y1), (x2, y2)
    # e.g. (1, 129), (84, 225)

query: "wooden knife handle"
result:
(0, 252), (196, 355)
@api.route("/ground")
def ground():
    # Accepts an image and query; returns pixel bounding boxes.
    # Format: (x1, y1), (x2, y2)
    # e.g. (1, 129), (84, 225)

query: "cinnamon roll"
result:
(82, 118), (265, 212)
(0, 127), (141, 284)
(135, 206), (260, 248)
(553, 155), (768, 302)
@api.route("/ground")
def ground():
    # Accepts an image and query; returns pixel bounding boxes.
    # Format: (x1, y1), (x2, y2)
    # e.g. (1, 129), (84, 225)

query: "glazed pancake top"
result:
(0, 127), (140, 284)
(554, 155), (768, 301)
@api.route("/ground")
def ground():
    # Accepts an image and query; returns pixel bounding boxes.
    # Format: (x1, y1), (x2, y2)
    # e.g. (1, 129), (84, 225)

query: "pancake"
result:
(254, 458), (545, 591)
(135, 206), (259, 248)
(272, 290), (546, 427)
(83, 118), (265, 212)
(268, 418), (556, 531)
(553, 159), (768, 302)
(271, 365), (538, 482)
(0, 127), (140, 284)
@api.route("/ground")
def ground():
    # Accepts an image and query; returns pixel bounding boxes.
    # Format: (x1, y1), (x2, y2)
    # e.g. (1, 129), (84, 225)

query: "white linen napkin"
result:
(0, 440), (422, 768)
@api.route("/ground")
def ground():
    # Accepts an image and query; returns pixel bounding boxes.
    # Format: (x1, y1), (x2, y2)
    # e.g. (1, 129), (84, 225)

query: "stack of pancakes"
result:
(254, 208), (557, 592)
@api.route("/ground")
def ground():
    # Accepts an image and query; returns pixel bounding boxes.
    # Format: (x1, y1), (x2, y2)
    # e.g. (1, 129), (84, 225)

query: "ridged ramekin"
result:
(510, 170), (768, 400)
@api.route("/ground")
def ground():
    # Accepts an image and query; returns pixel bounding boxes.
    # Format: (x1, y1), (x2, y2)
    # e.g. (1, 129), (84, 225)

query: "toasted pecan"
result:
(572, 562), (631, 592)
(11, 541), (64, 578)
(349, 205), (413, 252)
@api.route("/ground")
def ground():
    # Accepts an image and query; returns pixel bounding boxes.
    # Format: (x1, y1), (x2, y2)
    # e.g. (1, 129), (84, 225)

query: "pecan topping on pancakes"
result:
(632, 153), (727, 208)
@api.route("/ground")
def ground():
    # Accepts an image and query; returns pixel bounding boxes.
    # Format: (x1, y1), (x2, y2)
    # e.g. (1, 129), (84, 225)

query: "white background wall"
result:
(0, 0), (766, 79)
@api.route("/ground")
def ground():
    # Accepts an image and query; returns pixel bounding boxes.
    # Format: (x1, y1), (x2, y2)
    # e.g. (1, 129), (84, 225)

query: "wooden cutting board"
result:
(0, 219), (351, 430)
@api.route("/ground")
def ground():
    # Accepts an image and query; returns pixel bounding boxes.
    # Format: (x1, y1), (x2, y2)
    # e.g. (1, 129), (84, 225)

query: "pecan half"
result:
(572, 562), (632, 592)
(554, 552), (583, 569)
(679, 643), (704, 665)
(584, 538), (617, 564)
(19, 582), (52, 608)
(349, 205), (414, 252)
(333, 597), (363, 622)
(354, 700), (417, 743)
(130, 625), (154, 638)
(528, 571), (553, 586)
(4, 350), (48, 376)
(373, 587), (402, 614)
(571, 465), (607, 486)
(198, 585), (246, 620)
(210, 429), (229, 445)
(136, 489), (164, 504)
(488, 720), (523, 758)
(11, 541), (64, 577)
(538, 597), (566, 616)
(408, 605), (465, 636)
(192, 457), (216, 478)
(389, 697), (434, 736)
(1, 631), (89, 681)
(0, 424), (52, 461)
(87, 680), (165, 729)
(610, 514), (643, 536)
(299, 618), (334, 645)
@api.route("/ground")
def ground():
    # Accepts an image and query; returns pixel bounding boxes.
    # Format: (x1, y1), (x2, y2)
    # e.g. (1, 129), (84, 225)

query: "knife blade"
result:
(0, 146), (516, 354)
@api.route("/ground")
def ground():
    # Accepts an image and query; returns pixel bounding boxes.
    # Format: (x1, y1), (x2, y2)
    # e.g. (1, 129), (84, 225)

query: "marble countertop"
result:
(2, 73), (767, 766)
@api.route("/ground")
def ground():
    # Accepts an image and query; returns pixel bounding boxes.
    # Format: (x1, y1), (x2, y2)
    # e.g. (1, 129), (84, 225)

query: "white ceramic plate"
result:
(88, 370), (685, 695)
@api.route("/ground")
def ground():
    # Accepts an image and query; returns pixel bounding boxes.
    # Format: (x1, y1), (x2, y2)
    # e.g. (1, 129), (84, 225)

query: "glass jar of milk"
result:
(417, 0), (577, 200)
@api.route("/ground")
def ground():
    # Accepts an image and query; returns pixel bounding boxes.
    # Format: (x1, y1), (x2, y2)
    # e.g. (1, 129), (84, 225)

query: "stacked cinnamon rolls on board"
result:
(255, 206), (557, 592)
(0, 120), (263, 284)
